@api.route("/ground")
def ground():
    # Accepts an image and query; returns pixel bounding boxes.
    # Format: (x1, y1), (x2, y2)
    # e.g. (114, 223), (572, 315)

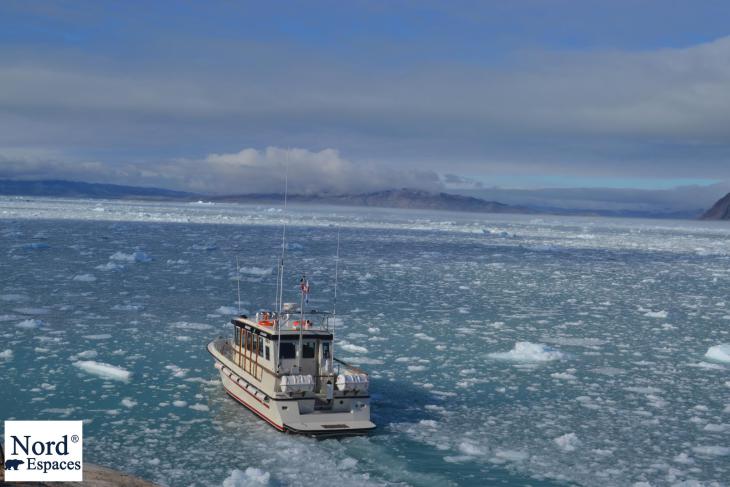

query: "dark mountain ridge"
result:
(701, 192), (730, 220)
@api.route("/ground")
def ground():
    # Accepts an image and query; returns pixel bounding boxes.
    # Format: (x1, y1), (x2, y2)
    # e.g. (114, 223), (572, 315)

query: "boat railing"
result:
(333, 357), (367, 376)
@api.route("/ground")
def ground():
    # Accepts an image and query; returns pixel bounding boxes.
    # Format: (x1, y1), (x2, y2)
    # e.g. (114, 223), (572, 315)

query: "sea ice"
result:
(72, 273), (97, 282)
(83, 334), (112, 340)
(16, 318), (43, 329)
(691, 445), (730, 456)
(644, 310), (668, 318)
(121, 398), (137, 408)
(171, 321), (213, 331)
(215, 306), (240, 315)
(222, 468), (270, 486)
(238, 266), (272, 276)
(0, 349), (13, 360)
(488, 342), (565, 362)
(704, 344), (730, 363)
(554, 433), (580, 452)
(109, 251), (153, 263)
(95, 261), (124, 271)
(340, 343), (368, 354)
(73, 360), (131, 381)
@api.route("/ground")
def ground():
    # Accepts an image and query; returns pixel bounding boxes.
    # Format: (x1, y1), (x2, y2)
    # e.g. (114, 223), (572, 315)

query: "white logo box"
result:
(4, 420), (83, 482)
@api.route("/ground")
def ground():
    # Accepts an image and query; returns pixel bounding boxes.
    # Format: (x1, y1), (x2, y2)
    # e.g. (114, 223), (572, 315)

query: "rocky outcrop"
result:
(700, 193), (730, 220)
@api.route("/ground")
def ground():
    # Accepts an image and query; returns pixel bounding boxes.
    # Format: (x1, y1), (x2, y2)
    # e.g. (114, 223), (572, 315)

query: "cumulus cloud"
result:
(0, 146), (441, 195)
(2, 18), (730, 183)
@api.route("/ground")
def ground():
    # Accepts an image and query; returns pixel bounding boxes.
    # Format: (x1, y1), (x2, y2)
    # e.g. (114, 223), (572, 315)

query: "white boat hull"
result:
(209, 339), (375, 436)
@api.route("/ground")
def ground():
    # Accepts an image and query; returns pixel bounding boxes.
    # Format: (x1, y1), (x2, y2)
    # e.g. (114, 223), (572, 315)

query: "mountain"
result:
(212, 188), (532, 214)
(700, 192), (730, 220)
(0, 179), (196, 200)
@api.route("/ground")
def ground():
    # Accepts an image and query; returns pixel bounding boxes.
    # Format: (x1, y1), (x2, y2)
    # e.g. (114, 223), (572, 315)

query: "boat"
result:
(207, 182), (375, 436)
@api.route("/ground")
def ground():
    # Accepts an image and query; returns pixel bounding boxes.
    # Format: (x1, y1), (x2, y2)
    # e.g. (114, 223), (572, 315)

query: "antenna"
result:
(331, 229), (340, 373)
(236, 256), (241, 314)
(274, 150), (289, 374)
(277, 155), (289, 316)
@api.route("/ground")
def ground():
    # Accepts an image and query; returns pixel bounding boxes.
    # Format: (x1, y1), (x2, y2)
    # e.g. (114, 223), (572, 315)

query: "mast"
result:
(297, 274), (306, 371)
(277, 161), (289, 316)
(274, 151), (289, 374)
(331, 229), (340, 372)
(236, 256), (241, 314)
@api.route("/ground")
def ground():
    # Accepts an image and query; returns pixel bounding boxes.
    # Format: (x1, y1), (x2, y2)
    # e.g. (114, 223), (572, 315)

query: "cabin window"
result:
(279, 342), (296, 359)
(257, 336), (264, 357)
(265, 346), (270, 361)
(246, 333), (253, 351)
(322, 342), (331, 360)
(303, 342), (315, 359)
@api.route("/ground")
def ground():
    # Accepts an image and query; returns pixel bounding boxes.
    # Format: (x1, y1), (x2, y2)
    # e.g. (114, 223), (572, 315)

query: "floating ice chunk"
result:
(172, 400), (187, 407)
(16, 319), (43, 329)
(458, 441), (485, 456)
(189, 403), (209, 412)
(165, 364), (188, 378)
(0, 349), (13, 360)
(72, 273), (97, 282)
(414, 333), (435, 342)
(673, 453), (694, 464)
(223, 468), (270, 486)
(74, 350), (98, 360)
(215, 306), (240, 315)
(340, 343), (368, 354)
(691, 445), (730, 456)
(493, 449), (529, 462)
(704, 344), (730, 364)
(191, 242), (217, 251)
(14, 307), (50, 315)
(109, 251), (152, 263)
(554, 432), (580, 452)
(551, 372), (577, 380)
(408, 365), (427, 372)
(111, 304), (143, 311)
(73, 360), (131, 381)
(95, 261), (124, 271)
(121, 398), (137, 408)
(489, 342), (565, 362)
(171, 321), (213, 331)
(238, 266), (272, 276)
(644, 310), (668, 318)
(338, 457), (358, 469)
(83, 334), (112, 340)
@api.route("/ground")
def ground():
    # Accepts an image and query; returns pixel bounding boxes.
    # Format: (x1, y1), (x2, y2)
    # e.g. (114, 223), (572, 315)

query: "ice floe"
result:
(72, 273), (97, 282)
(0, 349), (13, 360)
(222, 468), (270, 486)
(16, 318), (44, 329)
(488, 342), (565, 362)
(109, 251), (153, 263)
(121, 398), (137, 408)
(554, 432), (580, 452)
(339, 342), (368, 354)
(704, 344), (730, 364)
(73, 360), (131, 381)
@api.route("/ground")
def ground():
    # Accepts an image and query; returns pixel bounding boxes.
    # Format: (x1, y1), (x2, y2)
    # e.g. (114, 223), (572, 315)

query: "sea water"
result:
(1, 197), (729, 486)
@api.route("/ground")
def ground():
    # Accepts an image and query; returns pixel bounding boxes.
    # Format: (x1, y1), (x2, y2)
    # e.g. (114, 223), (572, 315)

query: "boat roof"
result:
(231, 314), (334, 339)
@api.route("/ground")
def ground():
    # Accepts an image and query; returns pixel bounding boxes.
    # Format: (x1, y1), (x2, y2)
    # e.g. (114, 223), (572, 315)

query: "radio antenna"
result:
(236, 256), (241, 314)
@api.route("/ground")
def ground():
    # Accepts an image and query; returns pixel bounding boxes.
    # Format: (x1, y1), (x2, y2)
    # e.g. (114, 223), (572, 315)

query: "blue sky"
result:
(1, 1), (730, 203)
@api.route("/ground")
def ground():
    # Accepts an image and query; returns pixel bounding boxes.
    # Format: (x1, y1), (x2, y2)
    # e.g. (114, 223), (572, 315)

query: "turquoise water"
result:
(2, 198), (730, 486)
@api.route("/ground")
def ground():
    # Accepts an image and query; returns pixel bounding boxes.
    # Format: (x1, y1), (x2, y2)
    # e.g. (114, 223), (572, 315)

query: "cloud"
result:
(0, 146), (442, 195)
(2, 17), (730, 183)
